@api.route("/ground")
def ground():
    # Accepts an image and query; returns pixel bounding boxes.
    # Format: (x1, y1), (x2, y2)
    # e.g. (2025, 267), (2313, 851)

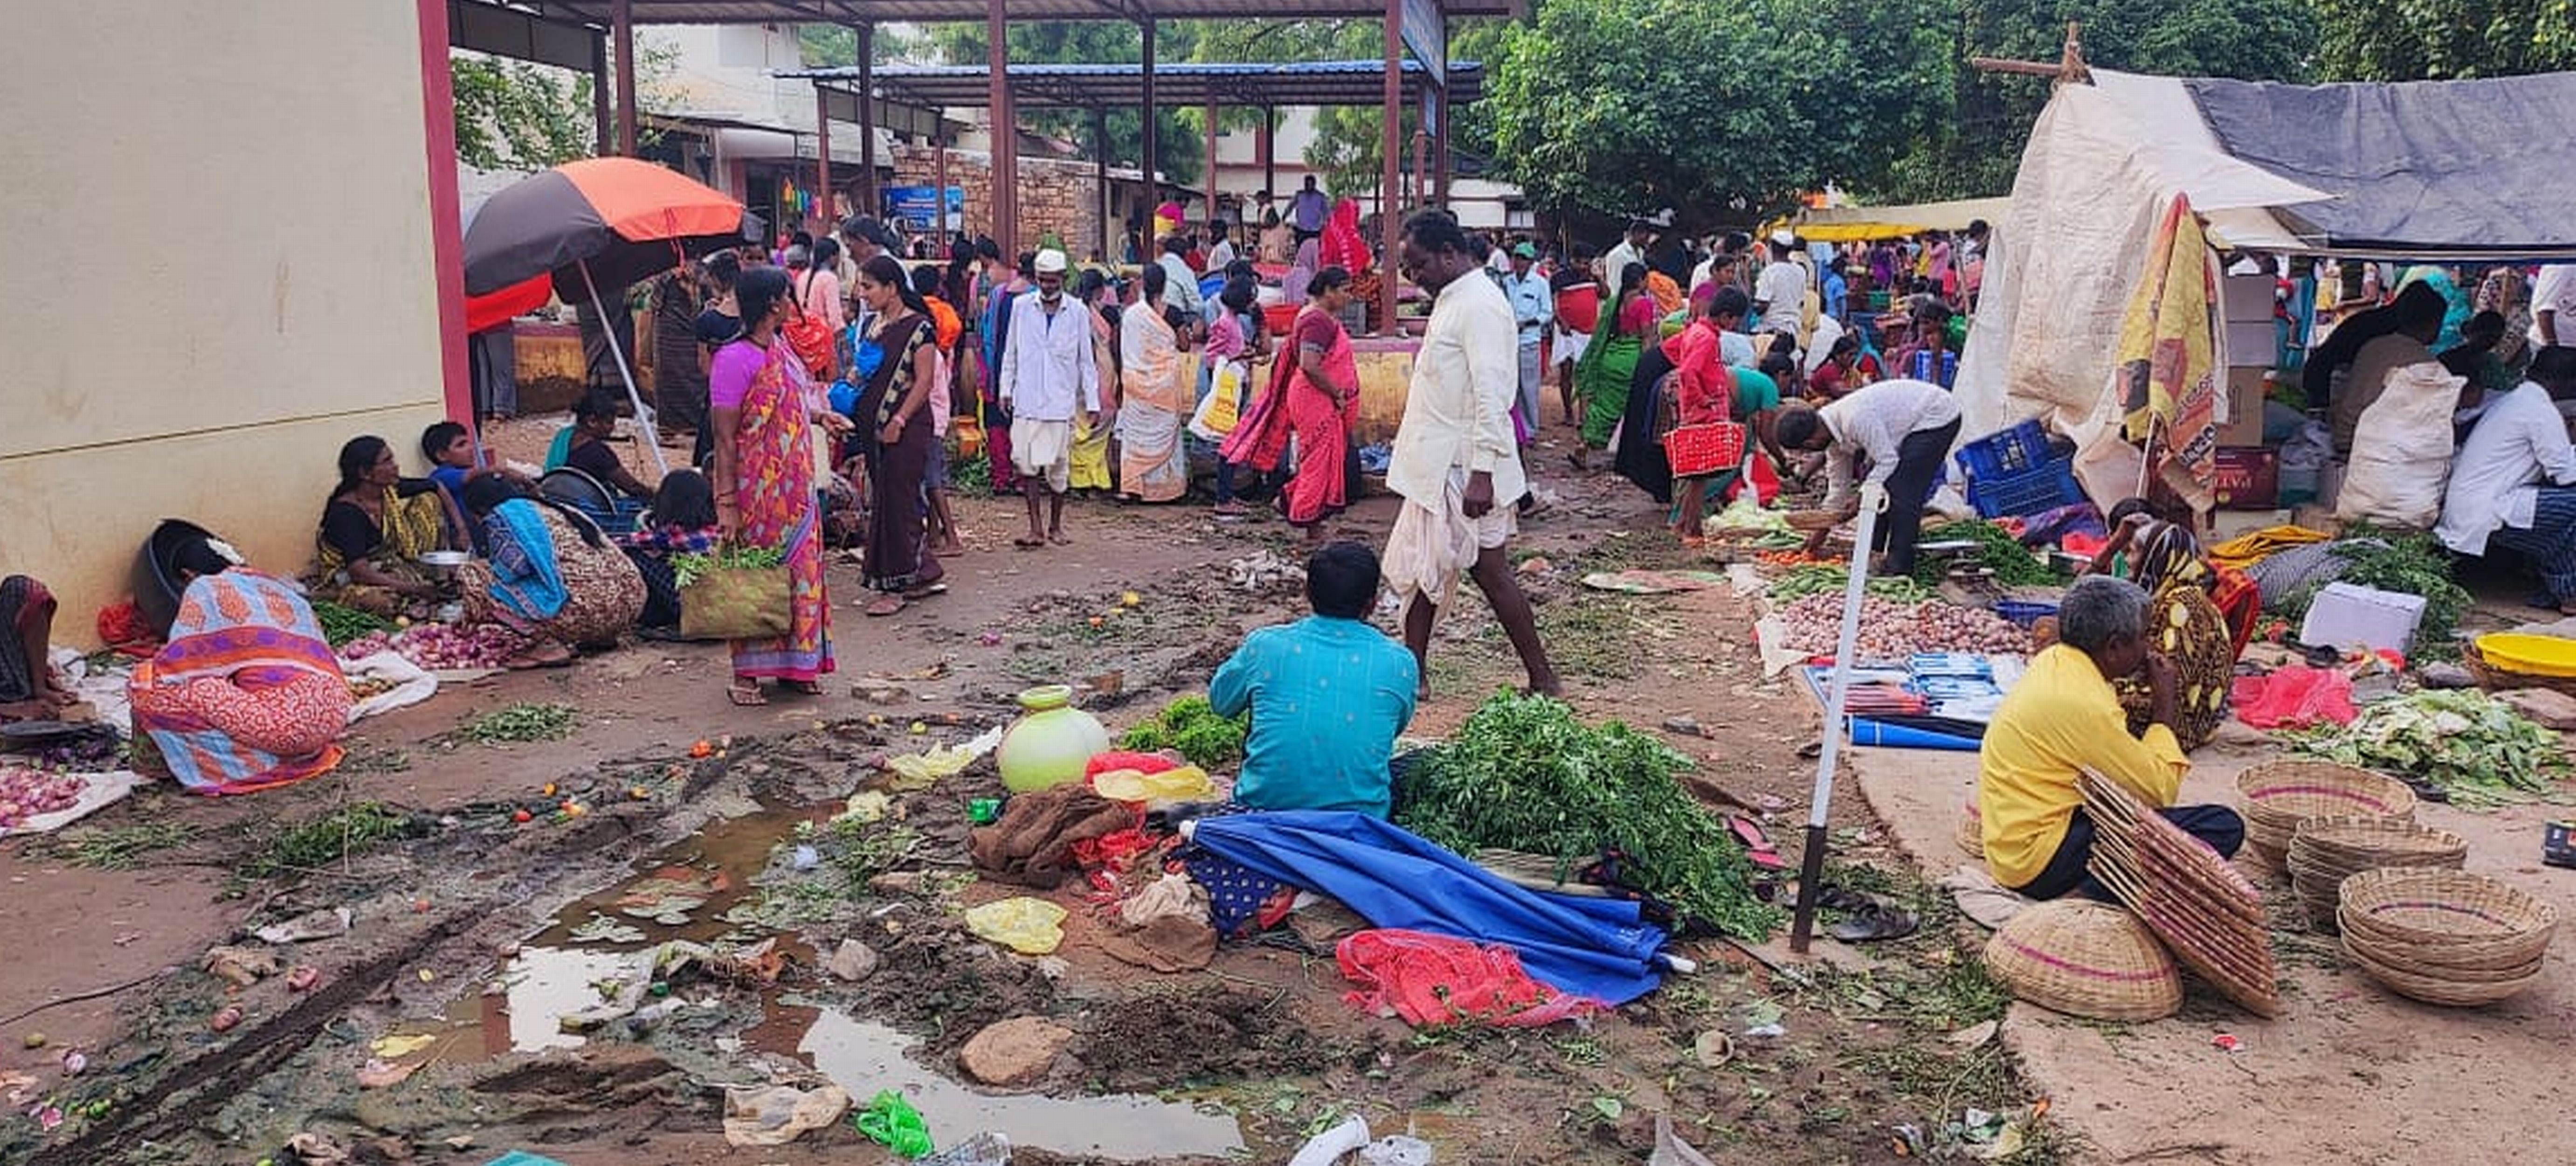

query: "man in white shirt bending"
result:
(1754, 231), (1809, 341)
(2437, 346), (2576, 613)
(997, 249), (1103, 548)
(1385, 210), (1561, 698)
(1775, 378), (1963, 576)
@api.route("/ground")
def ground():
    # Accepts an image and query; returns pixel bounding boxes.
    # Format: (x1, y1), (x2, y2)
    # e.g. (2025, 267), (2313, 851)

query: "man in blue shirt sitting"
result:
(1209, 542), (1420, 817)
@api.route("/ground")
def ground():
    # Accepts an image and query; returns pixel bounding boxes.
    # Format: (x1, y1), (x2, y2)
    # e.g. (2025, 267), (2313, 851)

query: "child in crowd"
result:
(617, 468), (724, 637)
(420, 421), (530, 554)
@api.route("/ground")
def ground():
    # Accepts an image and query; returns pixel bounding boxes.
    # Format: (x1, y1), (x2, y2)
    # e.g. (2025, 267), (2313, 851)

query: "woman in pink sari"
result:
(710, 267), (845, 705)
(1224, 266), (1359, 541)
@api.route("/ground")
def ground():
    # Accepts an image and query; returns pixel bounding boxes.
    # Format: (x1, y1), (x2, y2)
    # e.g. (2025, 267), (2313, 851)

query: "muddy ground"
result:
(0, 423), (2056, 1166)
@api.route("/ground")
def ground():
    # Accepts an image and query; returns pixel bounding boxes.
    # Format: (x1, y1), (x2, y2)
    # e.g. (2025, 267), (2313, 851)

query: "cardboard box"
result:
(2223, 320), (2278, 366)
(2213, 447), (2279, 510)
(2299, 582), (2427, 654)
(2223, 274), (2277, 323)
(2221, 367), (2272, 446)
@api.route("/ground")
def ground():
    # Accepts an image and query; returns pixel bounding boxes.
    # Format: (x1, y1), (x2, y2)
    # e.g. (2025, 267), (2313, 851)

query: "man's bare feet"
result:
(1047, 530), (1073, 546)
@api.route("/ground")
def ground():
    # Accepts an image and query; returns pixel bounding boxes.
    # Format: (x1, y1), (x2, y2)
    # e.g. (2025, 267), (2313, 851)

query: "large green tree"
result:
(1879, 0), (2316, 201)
(1482, 0), (1952, 232)
(449, 37), (679, 172)
(2310, 0), (2576, 80)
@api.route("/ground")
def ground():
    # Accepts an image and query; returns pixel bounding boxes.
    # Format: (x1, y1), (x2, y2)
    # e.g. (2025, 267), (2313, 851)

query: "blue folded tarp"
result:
(1184, 811), (1669, 1005)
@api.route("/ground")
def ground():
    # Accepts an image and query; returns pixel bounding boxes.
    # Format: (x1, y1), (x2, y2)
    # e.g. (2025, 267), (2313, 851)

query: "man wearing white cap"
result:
(1754, 230), (1809, 341)
(997, 249), (1102, 547)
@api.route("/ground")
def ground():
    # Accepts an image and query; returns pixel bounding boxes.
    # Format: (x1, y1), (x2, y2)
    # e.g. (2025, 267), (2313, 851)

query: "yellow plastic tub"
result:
(2475, 632), (2576, 678)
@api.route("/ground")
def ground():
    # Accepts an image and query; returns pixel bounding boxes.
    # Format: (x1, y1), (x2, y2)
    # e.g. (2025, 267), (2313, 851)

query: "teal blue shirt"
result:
(1208, 615), (1419, 818)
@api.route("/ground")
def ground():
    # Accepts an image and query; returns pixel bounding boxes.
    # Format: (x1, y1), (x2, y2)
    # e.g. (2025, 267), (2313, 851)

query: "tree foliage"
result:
(2310, 0), (2576, 80)
(794, 23), (925, 69)
(1483, 0), (1952, 232)
(449, 38), (681, 173)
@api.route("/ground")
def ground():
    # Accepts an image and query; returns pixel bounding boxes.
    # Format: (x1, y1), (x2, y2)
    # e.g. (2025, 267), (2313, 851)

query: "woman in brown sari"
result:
(850, 254), (946, 617)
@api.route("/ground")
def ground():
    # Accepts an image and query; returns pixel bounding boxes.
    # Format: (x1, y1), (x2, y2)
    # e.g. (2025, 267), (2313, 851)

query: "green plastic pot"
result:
(996, 684), (1110, 793)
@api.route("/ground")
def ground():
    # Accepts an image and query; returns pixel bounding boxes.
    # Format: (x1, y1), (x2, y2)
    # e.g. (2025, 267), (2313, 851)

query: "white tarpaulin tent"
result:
(1957, 67), (2576, 485)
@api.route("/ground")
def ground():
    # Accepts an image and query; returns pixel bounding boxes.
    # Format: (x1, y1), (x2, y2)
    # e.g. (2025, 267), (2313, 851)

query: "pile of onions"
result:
(1777, 594), (2031, 658)
(0, 766), (86, 831)
(339, 623), (518, 670)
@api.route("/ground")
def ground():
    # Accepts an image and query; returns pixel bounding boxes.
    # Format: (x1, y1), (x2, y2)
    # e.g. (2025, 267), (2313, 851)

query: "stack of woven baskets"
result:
(2286, 815), (2467, 931)
(2337, 869), (2558, 1006)
(1983, 899), (2182, 1021)
(2235, 760), (2417, 868)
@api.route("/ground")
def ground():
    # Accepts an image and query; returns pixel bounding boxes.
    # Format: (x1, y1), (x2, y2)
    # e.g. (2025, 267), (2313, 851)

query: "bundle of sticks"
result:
(2078, 770), (2280, 1017)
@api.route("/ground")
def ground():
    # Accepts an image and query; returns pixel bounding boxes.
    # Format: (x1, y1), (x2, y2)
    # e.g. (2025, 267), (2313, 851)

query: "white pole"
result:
(1788, 480), (1887, 952)
(579, 258), (671, 475)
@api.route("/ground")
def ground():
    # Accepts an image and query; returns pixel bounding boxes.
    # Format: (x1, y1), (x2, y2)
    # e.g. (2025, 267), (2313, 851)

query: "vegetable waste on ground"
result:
(1774, 594), (2032, 658)
(2292, 689), (2568, 808)
(1118, 695), (1250, 770)
(670, 546), (786, 590)
(1391, 692), (1780, 939)
(449, 702), (580, 745)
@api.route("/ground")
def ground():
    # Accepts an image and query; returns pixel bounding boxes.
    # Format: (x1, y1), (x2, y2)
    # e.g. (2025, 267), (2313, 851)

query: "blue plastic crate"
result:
(1954, 419), (2056, 481)
(1967, 460), (2086, 519)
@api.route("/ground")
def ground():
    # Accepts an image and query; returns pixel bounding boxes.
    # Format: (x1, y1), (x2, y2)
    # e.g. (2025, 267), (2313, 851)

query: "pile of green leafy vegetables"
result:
(1913, 520), (2067, 588)
(670, 546), (785, 589)
(2292, 689), (2566, 808)
(310, 600), (394, 648)
(2276, 528), (2472, 659)
(1392, 691), (1780, 939)
(1119, 695), (1250, 770)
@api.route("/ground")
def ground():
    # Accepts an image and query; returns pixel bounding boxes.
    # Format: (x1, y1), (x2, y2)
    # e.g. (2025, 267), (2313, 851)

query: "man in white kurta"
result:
(1384, 210), (1562, 698)
(997, 249), (1101, 546)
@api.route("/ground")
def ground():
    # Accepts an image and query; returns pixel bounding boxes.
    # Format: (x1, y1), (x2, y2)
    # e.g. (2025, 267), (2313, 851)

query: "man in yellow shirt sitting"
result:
(1979, 576), (2245, 900)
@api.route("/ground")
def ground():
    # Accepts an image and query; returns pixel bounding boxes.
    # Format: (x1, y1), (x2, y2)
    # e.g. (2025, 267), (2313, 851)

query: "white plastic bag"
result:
(1187, 360), (1250, 441)
(2337, 362), (2462, 529)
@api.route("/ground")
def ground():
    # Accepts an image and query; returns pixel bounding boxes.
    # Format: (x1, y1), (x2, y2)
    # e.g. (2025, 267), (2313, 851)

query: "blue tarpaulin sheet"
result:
(1184, 811), (1669, 1005)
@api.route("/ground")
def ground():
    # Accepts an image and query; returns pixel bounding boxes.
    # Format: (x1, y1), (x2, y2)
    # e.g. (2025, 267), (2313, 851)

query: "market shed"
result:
(1959, 68), (2576, 472)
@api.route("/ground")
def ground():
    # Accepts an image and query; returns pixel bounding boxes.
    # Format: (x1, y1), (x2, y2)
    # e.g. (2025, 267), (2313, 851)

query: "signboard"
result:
(1400, 0), (1446, 85)
(884, 185), (965, 232)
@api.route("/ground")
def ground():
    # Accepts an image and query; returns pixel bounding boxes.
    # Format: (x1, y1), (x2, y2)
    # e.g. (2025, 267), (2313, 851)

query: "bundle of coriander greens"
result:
(669, 546), (785, 589)
(2292, 689), (2568, 808)
(1392, 692), (1780, 939)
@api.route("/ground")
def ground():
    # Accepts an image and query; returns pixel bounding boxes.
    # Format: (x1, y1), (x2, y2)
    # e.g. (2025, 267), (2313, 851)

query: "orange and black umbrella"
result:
(462, 157), (747, 298)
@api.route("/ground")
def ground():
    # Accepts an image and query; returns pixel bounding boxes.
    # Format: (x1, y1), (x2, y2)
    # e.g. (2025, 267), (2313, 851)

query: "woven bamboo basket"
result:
(2286, 816), (2468, 931)
(2335, 869), (2557, 1006)
(2462, 642), (2576, 699)
(1982, 900), (2182, 1022)
(2339, 943), (2546, 1007)
(2235, 761), (2417, 867)
(1956, 798), (1985, 858)
(1784, 508), (1841, 533)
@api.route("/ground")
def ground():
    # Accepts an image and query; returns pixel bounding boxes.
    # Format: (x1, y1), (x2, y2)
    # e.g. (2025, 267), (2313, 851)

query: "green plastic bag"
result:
(856, 1089), (933, 1158)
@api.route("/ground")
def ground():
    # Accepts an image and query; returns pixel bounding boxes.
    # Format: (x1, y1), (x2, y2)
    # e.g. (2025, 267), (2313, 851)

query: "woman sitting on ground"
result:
(130, 537), (351, 795)
(619, 468), (724, 636)
(309, 436), (463, 618)
(0, 575), (71, 722)
(2113, 521), (2247, 752)
(456, 476), (646, 669)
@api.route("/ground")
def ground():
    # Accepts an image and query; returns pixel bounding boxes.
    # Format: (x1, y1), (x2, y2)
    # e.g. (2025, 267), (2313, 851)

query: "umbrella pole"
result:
(1788, 481), (1886, 954)
(579, 259), (670, 476)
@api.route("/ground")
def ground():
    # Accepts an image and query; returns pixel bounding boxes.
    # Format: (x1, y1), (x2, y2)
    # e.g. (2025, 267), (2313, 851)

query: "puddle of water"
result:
(800, 1010), (1244, 1161)
(496, 946), (646, 1052)
(533, 804), (823, 949)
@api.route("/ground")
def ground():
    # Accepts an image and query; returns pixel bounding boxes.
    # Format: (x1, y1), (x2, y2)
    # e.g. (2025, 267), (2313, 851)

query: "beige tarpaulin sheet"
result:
(1954, 71), (2327, 486)
(1793, 197), (2013, 242)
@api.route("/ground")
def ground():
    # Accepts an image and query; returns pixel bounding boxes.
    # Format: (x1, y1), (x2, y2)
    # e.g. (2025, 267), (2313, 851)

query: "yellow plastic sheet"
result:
(1089, 764), (1216, 804)
(884, 744), (977, 791)
(963, 897), (1070, 955)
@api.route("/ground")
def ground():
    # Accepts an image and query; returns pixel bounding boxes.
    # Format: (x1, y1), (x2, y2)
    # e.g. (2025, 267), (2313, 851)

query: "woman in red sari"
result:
(1224, 266), (1360, 542)
(710, 267), (847, 705)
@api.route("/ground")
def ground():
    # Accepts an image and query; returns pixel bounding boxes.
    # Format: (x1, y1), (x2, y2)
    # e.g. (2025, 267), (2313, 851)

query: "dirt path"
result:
(0, 430), (2052, 1165)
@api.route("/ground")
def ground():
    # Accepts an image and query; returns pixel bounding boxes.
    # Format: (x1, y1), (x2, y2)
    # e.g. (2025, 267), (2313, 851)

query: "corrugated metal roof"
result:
(510, 0), (1524, 25)
(780, 58), (1481, 108)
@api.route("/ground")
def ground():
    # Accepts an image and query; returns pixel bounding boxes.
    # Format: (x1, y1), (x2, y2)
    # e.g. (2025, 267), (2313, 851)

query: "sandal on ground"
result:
(504, 645), (573, 670)
(1013, 536), (1045, 549)
(904, 582), (948, 600)
(785, 680), (826, 696)
(863, 594), (907, 617)
(1827, 901), (1920, 943)
(1728, 816), (1789, 871)
(728, 681), (768, 707)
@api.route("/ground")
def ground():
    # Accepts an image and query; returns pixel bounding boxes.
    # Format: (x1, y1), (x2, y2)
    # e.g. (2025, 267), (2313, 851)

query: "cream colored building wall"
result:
(0, 1), (449, 641)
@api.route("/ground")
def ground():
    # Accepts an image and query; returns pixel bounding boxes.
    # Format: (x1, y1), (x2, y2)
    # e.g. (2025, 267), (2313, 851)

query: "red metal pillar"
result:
(987, 0), (1015, 254)
(591, 33), (612, 157)
(1205, 96), (1220, 233)
(814, 86), (834, 233)
(1433, 82), (1451, 208)
(612, 0), (637, 156)
(856, 23), (878, 221)
(1096, 107), (1113, 262)
(1140, 18), (1158, 230)
(1379, 0), (1403, 332)
(935, 129), (951, 242)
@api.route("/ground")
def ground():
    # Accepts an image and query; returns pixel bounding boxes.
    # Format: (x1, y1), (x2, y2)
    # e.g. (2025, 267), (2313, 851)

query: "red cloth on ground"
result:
(1336, 929), (1604, 1028)
(2229, 665), (2358, 729)
(1085, 751), (1180, 779)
